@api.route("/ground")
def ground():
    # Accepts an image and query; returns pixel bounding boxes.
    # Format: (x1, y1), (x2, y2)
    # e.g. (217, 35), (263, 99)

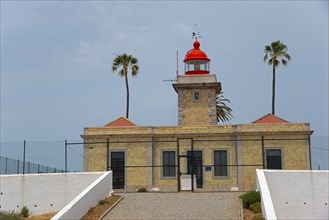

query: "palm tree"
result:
(263, 40), (291, 115)
(112, 53), (139, 119)
(216, 91), (233, 123)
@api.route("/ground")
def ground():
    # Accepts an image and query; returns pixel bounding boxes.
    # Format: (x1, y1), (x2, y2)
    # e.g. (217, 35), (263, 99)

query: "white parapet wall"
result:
(0, 172), (112, 217)
(256, 170), (329, 220)
(52, 171), (112, 220)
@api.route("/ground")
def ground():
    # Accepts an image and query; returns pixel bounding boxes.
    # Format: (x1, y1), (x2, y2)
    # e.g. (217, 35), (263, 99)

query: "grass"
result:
(0, 210), (24, 220)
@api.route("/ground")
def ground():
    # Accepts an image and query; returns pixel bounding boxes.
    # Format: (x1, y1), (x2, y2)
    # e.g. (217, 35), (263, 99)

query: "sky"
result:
(0, 1), (328, 170)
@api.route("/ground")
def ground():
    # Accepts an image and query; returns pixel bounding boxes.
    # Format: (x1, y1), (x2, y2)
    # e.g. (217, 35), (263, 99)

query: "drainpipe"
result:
(234, 135), (238, 185)
(152, 135), (155, 188)
(107, 139), (110, 171)
(308, 135), (312, 170)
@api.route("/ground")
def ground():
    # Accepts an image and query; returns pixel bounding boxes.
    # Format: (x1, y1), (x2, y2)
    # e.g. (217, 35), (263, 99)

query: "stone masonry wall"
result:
(82, 123), (312, 192)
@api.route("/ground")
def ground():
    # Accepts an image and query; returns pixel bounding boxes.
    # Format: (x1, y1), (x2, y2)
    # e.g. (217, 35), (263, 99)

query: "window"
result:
(214, 150), (228, 177)
(266, 149), (282, 169)
(193, 91), (200, 101)
(163, 151), (176, 177)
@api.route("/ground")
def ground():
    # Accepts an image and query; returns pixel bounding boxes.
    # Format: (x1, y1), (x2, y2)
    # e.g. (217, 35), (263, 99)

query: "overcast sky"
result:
(1, 1), (328, 143)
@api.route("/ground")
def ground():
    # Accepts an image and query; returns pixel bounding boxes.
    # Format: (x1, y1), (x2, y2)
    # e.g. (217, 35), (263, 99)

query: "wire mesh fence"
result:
(0, 156), (63, 174)
(0, 136), (327, 177)
(77, 136), (328, 191)
(0, 140), (83, 174)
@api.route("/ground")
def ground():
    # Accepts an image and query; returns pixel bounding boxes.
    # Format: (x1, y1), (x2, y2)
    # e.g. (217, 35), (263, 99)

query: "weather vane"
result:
(192, 24), (201, 40)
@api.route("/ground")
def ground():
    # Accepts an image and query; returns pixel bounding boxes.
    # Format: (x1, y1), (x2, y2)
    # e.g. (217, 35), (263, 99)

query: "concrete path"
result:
(104, 192), (242, 220)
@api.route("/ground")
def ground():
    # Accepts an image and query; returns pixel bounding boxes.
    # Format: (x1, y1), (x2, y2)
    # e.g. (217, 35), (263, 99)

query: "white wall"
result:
(0, 172), (111, 216)
(257, 170), (329, 220)
(52, 171), (112, 220)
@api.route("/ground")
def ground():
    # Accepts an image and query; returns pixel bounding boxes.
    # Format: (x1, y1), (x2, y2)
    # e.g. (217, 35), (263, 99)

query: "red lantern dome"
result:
(183, 40), (211, 75)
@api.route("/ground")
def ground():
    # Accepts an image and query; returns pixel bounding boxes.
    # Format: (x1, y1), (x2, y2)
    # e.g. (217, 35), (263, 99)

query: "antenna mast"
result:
(176, 50), (178, 76)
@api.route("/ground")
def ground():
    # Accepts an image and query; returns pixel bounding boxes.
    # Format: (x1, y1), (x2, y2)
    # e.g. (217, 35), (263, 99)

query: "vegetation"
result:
(249, 202), (262, 213)
(216, 91), (233, 123)
(112, 53), (139, 119)
(240, 190), (261, 209)
(0, 210), (24, 220)
(98, 198), (109, 205)
(263, 40), (291, 115)
(252, 214), (265, 220)
(20, 206), (29, 218)
(137, 187), (148, 192)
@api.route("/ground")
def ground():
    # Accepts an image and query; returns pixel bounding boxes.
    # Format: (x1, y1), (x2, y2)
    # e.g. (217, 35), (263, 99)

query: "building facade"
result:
(82, 40), (313, 192)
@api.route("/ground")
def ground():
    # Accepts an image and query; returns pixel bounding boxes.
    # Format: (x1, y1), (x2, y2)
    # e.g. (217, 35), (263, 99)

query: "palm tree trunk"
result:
(272, 64), (276, 115)
(125, 69), (129, 119)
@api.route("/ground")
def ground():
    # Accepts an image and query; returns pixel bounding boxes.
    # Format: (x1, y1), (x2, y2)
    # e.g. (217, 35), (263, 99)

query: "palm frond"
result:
(264, 45), (272, 53)
(118, 68), (125, 77)
(264, 40), (291, 68)
(284, 53), (291, 61)
(112, 53), (140, 77)
(281, 59), (287, 66)
(263, 53), (268, 62)
(274, 59), (280, 66)
(216, 91), (233, 123)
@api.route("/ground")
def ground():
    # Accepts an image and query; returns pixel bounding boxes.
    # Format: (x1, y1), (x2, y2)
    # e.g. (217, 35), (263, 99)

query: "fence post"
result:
(107, 139), (110, 171)
(191, 138), (194, 193)
(23, 140), (26, 175)
(5, 157), (8, 174)
(177, 139), (181, 192)
(308, 135), (312, 170)
(17, 160), (20, 174)
(65, 140), (67, 173)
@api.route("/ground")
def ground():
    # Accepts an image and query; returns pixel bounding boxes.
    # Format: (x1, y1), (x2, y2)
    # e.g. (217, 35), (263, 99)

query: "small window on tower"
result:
(193, 91), (200, 101)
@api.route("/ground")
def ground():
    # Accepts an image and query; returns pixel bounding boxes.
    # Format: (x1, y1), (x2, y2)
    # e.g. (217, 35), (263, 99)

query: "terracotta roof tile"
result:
(252, 113), (289, 124)
(105, 117), (136, 127)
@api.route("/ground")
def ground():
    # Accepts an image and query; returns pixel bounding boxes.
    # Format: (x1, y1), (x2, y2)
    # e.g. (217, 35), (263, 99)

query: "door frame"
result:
(186, 150), (203, 189)
(109, 150), (126, 190)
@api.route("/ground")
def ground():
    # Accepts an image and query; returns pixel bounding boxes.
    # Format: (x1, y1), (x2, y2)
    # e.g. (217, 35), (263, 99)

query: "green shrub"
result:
(0, 210), (23, 220)
(98, 198), (109, 205)
(240, 190), (261, 208)
(137, 187), (147, 192)
(87, 207), (95, 214)
(20, 206), (29, 218)
(250, 202), (262, 213)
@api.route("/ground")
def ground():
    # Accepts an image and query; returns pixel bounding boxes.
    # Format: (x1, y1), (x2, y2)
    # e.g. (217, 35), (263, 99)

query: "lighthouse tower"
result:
(173, 39), (221, 126)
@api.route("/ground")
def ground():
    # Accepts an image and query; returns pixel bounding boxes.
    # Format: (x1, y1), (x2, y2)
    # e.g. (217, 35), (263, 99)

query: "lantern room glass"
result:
(185, 60), (210, 72)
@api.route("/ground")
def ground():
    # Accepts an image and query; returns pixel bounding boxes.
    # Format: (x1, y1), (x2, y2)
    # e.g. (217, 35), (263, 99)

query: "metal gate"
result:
(177, 138), (200, 192)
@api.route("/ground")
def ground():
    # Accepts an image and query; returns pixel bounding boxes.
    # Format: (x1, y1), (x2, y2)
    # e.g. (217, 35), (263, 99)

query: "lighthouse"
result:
(173, 39), (221, 126)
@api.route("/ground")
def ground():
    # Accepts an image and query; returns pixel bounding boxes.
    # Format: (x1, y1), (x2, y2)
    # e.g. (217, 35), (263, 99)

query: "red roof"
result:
(184, 40), (210, 62)
(105, 117), (136, 127)
(252, 114), (289, 124)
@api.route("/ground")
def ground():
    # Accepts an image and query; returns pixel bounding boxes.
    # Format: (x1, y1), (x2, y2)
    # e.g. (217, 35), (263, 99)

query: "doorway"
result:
(187, 151), (203, 188)
(110, 152), (125, 189)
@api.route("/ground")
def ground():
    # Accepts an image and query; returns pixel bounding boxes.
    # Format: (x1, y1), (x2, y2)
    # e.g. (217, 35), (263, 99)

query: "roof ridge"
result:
(252, 113), (289, 124)
(105, 117), (136, 127)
